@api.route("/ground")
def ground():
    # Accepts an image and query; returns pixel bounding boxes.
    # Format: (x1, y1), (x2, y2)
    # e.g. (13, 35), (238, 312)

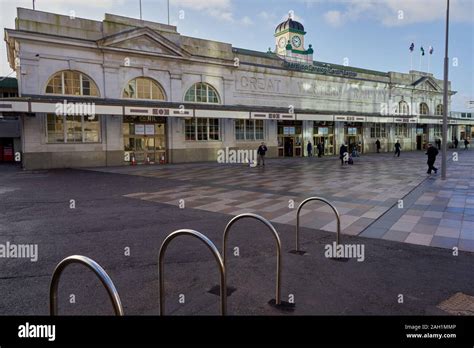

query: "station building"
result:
(1, 8), (473, 169)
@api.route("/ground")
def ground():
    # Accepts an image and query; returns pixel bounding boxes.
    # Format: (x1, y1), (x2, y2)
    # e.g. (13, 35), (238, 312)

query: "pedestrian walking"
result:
(307, 141), (313, 157)
(257, 142), (267, 166)
(317, 142), (323, 158)
(436, 138), (441, 150)
(394, 140), (401, 157)
(375, 139), (381, 153)
(339, 143), (348, 165)
(464, 138), (470, 150)
(454, 137), (459, 149)
(425, 143), (439, 174)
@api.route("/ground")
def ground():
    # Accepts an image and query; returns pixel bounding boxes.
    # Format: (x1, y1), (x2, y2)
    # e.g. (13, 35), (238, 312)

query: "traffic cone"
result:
(131, 155), (136, 166)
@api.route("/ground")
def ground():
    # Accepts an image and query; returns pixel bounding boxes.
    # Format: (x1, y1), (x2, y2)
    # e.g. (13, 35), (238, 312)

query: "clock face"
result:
(278, 37), (286, 48)
(292, 35), (301, 48)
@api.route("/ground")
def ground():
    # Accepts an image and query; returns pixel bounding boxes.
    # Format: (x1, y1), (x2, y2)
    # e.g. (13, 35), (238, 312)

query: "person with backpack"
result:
(257, 142), (267, 166)
(394, 140), (401, 157)
(464, 138), (470, 150)
(426, 143), (439, 174)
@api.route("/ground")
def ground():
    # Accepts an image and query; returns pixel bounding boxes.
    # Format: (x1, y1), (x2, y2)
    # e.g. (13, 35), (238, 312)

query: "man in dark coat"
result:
(317, 142), (323, 158)
(426, 143), (439, 174)
(307, 141), (313, 157)
(257, 142), (267, 166)
(394, 140), (401, 157)
(464, 138), (470, 150)
(454, 137), (459, 149)
(339, 144), (348, 165)
(375, 139), (381, 153)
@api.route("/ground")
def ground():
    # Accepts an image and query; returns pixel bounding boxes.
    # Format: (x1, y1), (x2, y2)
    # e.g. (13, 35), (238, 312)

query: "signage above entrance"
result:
(335, 115), (366, 122)
(283, 61), (357, 78)
(251, 112), (295, 120)
(125, 107), (192, 117)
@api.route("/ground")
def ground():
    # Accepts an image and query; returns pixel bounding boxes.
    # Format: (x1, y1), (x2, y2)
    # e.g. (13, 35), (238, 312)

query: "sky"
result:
(0, 0), (473, 111)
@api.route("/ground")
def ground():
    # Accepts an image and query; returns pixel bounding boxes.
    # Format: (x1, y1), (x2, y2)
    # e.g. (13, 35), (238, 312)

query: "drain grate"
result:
(437, 292), (474, 315)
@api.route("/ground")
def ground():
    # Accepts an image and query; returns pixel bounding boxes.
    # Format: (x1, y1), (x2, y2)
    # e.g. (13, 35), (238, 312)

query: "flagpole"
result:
(419, 49), (422, 71)
(139, 0), (142, 20)
(410, 54), (413, 71)
(428, 53), (431, 73)
(167, 0), (170, 25)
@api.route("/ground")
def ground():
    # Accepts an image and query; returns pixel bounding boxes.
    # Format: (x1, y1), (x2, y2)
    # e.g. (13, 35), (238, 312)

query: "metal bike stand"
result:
(223, 213), (286, 308)
(158, 229), (227, 316)
(290, 197), (342, 256)
(49, 255), (124, 316)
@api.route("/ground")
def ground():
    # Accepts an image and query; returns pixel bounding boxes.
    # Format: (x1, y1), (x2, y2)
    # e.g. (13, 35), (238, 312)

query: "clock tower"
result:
(274, 13), (313, 63)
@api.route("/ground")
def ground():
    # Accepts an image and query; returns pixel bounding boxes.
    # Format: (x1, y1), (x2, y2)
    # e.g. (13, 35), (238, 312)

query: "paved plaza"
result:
(1, 150), (474, 316)
(93, 149), (474, 252)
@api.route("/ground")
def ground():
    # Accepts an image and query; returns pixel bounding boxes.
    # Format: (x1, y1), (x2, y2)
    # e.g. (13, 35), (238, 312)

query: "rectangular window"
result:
(235, 119), (265, 141)
(235, 119), (245, 140)
(185, 118), (220, 141)
(246, 120), (255, 140)
(84, 115), (100, 142)
(209, 118), (220, 140)
(434, 125), (443, 138)
(197, 118), (208, 141)
(255, 120), (264, 140)
(46, 114), (101, 143)
(47, 114), (64, 143)
(185, 118), (196, 141)
(66, 115), (82, 143)
(370, 124), (386, 138)
(395, 124), (409, 138)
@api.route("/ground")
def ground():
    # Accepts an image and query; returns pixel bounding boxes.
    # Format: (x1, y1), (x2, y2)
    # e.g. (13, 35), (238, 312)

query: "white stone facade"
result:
(2, 8), (469, 170)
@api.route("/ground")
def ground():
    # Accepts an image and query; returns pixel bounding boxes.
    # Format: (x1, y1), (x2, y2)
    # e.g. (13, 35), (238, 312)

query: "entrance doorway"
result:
(313, 122), (335, 156)
(123, 116), (167, 164)
(0, 138), (14, 162)
(344, 123), (363, 154)
(416, 125), (428, 150)
(277, 121), (302, 157)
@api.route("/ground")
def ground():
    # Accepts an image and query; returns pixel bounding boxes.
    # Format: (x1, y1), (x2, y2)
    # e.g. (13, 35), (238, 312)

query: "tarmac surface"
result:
(0, 151), (473, 315)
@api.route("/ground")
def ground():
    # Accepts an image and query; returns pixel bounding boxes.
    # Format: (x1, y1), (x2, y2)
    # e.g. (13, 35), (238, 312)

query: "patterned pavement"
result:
(89, 150), (473, 252)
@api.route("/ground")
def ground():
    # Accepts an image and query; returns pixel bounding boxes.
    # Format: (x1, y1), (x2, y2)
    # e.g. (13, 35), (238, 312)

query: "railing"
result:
(158, 229), (226, 315)
(294, 197), (341, 253)
(49, 255), (124, 316)
(223, 213), (282, 305)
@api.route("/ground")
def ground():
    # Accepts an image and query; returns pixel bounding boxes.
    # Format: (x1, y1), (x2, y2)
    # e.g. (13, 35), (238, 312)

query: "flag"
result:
(429, 46), (434, 54)
(420, 46), (425, 56)
(409, 43), (414, 52)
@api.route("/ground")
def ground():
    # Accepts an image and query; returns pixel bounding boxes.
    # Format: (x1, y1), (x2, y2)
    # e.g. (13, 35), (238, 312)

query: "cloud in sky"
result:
(321, 0), (474, 27)
(172, 0), (235, 22)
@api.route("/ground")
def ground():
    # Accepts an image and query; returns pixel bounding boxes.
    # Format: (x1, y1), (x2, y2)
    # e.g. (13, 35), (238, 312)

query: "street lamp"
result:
(441, 0), (450, 180)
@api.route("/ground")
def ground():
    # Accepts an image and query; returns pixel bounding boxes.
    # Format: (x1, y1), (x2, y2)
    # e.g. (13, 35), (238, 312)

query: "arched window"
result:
(419, 103), (429, 115)
(184, 83), (219, 104)
(436, 104), (443, 116)
(45, 70), (99, 96)
(122, 77), (166, 100)
(398, 100), (409, 115)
